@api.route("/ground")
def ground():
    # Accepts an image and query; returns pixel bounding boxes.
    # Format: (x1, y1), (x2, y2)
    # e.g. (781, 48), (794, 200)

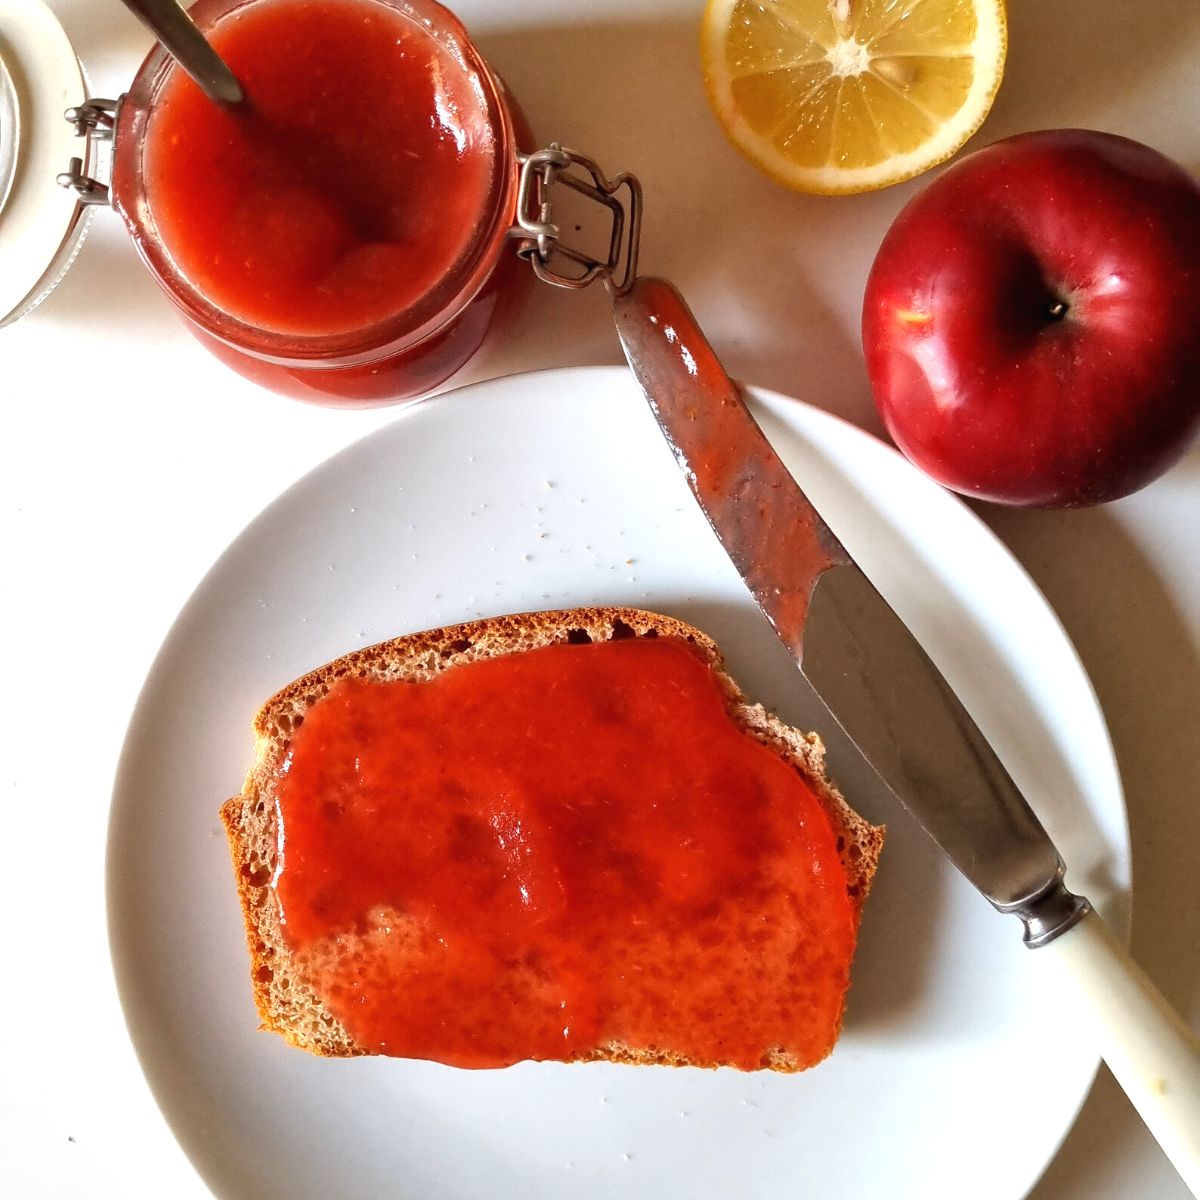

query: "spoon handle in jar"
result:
(120, 0), (244, 107)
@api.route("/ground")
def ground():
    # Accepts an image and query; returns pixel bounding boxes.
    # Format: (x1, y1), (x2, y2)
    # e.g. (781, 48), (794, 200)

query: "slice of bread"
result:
(221, 606), (883, 1068)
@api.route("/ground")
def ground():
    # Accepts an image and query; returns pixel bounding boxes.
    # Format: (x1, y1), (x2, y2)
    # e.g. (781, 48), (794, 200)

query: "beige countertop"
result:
(3, 0), (1197, 1195)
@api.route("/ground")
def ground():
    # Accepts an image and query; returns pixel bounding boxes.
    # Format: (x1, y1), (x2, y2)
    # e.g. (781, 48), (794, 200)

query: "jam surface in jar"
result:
(142, 0), (498, 338)
(271, 636), (859, 1070)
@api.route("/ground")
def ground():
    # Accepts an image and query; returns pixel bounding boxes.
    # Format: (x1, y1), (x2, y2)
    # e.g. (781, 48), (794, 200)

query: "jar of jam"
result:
(8, 0), (640, 406)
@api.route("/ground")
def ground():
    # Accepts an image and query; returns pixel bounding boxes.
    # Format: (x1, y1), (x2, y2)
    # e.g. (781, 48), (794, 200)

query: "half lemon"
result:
(701, 0), (1007, 194)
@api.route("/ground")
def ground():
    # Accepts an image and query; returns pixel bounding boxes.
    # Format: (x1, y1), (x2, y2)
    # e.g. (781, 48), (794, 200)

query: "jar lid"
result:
(0, 0), (93, 327)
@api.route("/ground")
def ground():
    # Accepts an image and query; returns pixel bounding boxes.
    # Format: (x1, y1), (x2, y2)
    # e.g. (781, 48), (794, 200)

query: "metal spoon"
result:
(121, 0), (244, 106)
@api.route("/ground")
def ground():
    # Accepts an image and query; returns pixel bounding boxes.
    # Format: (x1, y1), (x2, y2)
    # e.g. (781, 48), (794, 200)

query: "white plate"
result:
(109, 365), (1129, 1200)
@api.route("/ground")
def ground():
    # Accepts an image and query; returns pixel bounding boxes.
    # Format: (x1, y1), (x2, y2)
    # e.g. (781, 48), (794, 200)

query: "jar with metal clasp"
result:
(5, 0), (641, 407)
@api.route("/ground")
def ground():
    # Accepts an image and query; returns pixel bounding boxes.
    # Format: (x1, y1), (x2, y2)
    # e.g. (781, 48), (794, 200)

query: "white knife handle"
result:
(1035, 907), (1200, 1196)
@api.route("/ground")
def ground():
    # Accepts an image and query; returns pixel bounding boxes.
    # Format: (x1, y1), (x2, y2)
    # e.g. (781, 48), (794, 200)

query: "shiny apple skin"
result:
(862, 129), (1200, 507)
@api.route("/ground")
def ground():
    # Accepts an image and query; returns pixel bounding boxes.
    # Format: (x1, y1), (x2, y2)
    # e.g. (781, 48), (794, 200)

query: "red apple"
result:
(862, 129), (1200, 507)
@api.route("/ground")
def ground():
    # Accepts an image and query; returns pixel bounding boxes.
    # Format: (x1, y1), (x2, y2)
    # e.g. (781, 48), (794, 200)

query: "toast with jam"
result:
(221, 607), (883, 1071)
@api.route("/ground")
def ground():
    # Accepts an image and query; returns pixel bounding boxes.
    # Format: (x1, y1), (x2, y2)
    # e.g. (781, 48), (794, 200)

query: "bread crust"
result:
(221, 607), (884, 1065)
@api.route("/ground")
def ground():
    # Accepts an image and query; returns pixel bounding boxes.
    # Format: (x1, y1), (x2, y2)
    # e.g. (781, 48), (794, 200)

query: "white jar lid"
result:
(0, 0), (93, 327)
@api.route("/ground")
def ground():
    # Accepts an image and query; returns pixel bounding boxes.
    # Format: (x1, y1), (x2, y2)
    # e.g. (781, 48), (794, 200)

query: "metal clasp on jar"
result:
(57, 98), (120, 206)
(511, 145), (642, 297)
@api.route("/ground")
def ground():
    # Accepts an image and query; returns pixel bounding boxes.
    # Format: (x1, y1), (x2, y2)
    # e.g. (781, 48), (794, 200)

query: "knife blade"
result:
(613, 276), (1076, 934)
(611, 276), (1200, 1195)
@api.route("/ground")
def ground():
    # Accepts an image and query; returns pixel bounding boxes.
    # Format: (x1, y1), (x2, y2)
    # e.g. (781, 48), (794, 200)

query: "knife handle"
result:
(1035, 907), (1200, 1195)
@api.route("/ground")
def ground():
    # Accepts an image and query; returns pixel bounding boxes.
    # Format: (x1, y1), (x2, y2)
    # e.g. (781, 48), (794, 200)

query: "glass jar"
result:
(106, 0), (528, 407)
(11, 0), (640, 405)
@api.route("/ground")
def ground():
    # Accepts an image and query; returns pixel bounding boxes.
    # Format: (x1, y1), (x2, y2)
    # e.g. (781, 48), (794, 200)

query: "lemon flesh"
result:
(702, 0), (1007, 194)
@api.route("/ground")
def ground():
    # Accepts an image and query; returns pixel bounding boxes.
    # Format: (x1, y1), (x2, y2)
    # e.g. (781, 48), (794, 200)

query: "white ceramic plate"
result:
(109, 365), (1129, 1200)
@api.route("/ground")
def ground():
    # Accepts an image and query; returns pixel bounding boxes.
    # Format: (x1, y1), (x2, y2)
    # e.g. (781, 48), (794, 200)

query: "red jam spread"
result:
(271, 635), (858, 1069)
(613, 278), (842, 641)
(143, 0), (497, 337)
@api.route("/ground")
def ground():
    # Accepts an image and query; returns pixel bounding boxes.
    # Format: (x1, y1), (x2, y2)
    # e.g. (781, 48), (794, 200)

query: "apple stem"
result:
(1047, 299), (1069, 320)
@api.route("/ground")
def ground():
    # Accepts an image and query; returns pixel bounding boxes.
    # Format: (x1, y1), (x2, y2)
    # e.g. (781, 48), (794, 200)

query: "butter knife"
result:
(613, 275), (1200, 1196)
